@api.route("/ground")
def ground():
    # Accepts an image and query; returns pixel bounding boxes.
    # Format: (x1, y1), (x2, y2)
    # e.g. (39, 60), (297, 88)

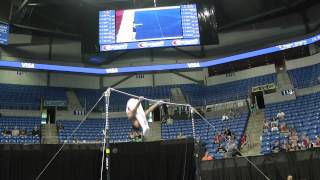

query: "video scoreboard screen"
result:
(99, 4), (200, 51)
(0, 23), (9, 45)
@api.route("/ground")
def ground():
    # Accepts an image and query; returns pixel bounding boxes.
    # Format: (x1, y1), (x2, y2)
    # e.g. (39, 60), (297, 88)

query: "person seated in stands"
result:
(2, 127), (11, 136)
(223, 128), (232, 138)
(72, 137), (77, 144)
(221, 113), (229, 121)
(32, 126), (40, 136)
(301, 134), (312, 149)
(228, 110), (235, 119)
(216, 143), (227, 153)
(271, 123), (279, 132)
(282, 139), (291, 152)
(11, 126), (20, 136)
(177, 132), (186, 139)
(95, 136), (101, 142)
(272, 140), (282, 153)
(276, 110), (285, 120)
(166, 116), (173, 125)
(201, 151), (213, 161)
(250, 103), (256, 113)
(263, 120), (270, 132)
(129, 130), (142, 142)
(314, 135), (320, 147)
(280, 122), (289, 133)
(290, 139), (300, 151)
(234, 109), (241, 118)
(214, 132), (223, 144)
(225, 138), (241, 158)
(56, 122), (64, 130)
(289, 129), (299, 142)
(20, 128), (27, 136)
(271, 117), (279, 126)
(240, 133), (247, 148)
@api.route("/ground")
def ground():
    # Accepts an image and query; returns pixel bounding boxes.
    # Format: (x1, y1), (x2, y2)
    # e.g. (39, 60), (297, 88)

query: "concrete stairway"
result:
(241, 110), (265, 156)
(170, 88), (187, 104)
(145, 121), (161, 142)
(41, 124), (59, 144)
(264, 69), (296, 104)
(66, 89), (82, 110)
(277, 68), (293, 90)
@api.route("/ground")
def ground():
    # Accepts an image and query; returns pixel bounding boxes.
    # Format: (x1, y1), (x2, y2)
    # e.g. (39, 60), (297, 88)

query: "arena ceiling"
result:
(2, 0), (317, 38)
(0, 0), (319, 66)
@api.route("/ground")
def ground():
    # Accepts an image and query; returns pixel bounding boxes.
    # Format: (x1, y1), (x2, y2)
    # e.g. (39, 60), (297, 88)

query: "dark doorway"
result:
(254, 91), (265, 109)
(275, 58), (285, 67)
(153, 106), (161, 122)
(47, 107), (56, 124)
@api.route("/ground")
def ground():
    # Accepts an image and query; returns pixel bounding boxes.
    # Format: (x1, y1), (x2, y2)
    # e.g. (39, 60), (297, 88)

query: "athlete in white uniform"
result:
(126, 97), (161, 137)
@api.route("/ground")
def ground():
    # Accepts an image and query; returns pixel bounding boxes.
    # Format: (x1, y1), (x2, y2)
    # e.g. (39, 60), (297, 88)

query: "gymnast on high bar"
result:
(126, 96), (161, 139)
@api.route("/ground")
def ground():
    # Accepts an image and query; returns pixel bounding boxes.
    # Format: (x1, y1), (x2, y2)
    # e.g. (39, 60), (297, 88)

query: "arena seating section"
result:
(0, 83), (67, 110)
(261, 92), (320, 154)
(161, 112), (249, 159)
(57, 118), (132, 143)
(205, 74), (276, 104)
(74, 73), (276, 110)
(0, 116), (41, 144)
(288, 63), (320, 89)
(179, 84), (206, 106)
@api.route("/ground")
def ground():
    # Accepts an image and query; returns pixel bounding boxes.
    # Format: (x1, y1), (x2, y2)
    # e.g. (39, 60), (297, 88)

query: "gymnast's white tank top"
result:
(126, 98), (150, 136)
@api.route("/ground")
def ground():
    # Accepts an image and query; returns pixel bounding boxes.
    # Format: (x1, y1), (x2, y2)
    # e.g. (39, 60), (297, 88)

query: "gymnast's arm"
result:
(127, 97), (143, 120)
(145, 101), (162, 116)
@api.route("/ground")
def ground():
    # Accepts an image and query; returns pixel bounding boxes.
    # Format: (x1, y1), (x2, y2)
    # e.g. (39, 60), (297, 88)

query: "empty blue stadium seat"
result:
(288, 63), (320, 89)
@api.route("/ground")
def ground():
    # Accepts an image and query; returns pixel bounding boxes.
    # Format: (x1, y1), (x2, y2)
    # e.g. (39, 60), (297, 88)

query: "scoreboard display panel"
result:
(99, 4), (200, 51)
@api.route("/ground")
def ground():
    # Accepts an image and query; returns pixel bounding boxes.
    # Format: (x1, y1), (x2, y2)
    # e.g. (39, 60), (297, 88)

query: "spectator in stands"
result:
(56, 122), (64, 130)
(11, 126), (20, 136)
(32, 126), (40, 136)
(177, 132), (186, 139)
(216, 143), (227, 153)
(263, 120), (270, 132)
(276, 110), (285, 120)
(221, 113), (229, 121)
(20, 128), (27, 136)
(224, 128), (232, 137)
(72, 137), (79, 144)
(301, 134), (312, 149)
(214, 132), (223, 144)
(283, 139), (291, 152)
(290, 139), (300, 151)
(250, 103), (256, 113)
(289, 129), (299, 143)
(2, 127), (11, 136)
(271, 117), (279, 126)
(240, 133), (247, 148)
(95, 136), (101, 142)
(234, 109), (241, 118)
(129, 130), (142, 142)
(272, 140), (282, 153)
(228, 110), (235, 119)
(225, 138), (241, 158)
(315, 135), (320, 147)
(166, 117), (173, 125)
(201, 151), (213, 161)
(271, 123), (279, 132)
(280, 122), (289, 133)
